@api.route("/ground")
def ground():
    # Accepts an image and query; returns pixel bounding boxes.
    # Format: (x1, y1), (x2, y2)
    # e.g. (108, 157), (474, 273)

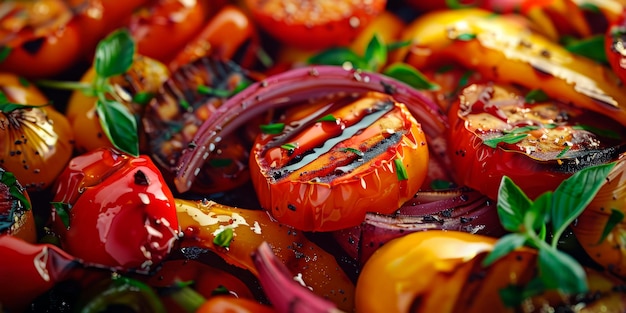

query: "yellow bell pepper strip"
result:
(393, 8), (626, 127)
(174, 198), (355, 312)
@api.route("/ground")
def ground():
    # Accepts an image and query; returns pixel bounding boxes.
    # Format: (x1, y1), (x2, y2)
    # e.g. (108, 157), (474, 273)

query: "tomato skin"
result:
(129, 0), (209, 64)
(196, 296), (276, 313)
(175, 199), (356, 312)
(0, 73), (75, 191)
(447, 83), (624, 200)
(245, 0), (387, 50)
(0, 0), (82, 78)
(50, 147), (179, 273)
(169, 5), (260, 71)
(249, 92), (429, 231)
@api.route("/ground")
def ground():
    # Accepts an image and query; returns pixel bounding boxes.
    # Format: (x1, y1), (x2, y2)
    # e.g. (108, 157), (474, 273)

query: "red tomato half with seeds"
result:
(244, 0), (387, 50)
(447, 83), (625, 200)
(249, 91), (429, 231)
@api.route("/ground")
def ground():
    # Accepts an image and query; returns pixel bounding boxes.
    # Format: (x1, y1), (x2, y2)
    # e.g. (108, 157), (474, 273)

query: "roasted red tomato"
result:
(128, 0), (209, 64)
(0, 168), (35, 243)
(196, 296), (276, 313)
(249, 91), (429, 231)
(143, 57), (258, 194)
(168, 4), (260, 71)
(0, 0), (82, 78)
(244, 0), (387, 50)
(50, 147), (180, 274)
(448, 82), (625, 200)
(65, 55), (170, 153)
(606, 8), (626, 86)
(356, 230), (626, 313)
(0, 73), (75, 191)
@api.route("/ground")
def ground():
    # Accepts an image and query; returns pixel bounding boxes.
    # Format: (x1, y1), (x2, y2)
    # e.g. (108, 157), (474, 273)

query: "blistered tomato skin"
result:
(0, 73), (75, 191)
(249, 91), (429, 232)
(0, 0), (82, 78)
(606, 10), (626, 86)
(51, 147), (179, 274)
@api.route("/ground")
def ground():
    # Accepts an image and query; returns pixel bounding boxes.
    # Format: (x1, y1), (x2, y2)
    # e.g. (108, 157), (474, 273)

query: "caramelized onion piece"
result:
(174, 65), (447, 193)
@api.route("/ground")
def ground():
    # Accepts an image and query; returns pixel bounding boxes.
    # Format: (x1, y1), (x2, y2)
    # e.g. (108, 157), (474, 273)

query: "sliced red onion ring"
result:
(174, 65), (448, 193)
(333, 188), (506, 265)
(252, 241), (345, 313)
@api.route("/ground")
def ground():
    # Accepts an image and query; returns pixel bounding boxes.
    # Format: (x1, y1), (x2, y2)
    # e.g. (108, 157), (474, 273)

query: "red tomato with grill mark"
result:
(249, 91), (429, 231)
(244, 0), (387, 50)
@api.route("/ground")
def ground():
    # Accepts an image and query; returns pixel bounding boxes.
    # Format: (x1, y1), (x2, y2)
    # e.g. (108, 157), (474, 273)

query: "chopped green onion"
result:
(394, 159), (408, 181)
(281, 143), (298, 150)
(213, 228), (234, 248)
(260, 123), (285, 134)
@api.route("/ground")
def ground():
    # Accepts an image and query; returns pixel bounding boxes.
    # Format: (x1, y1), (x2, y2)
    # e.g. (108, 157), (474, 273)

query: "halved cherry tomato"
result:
(196, 296), (276, 313)
(0, 73), (75, 191)
(356, 230), (626, 313)
(65, 55), (170, 153)
(143, 57), (258, 194)
(249, 91), (429, 231)
(50, 147), (179, 274)
(606, 8), (626, 86)
(393, 8), (626, 127)
(244, 0), (387, 50)
(174, 198), (356, 312)
(128, 0), (209, 64)
(168, 4), (260, 71)
(0, 168), (35, 243)
(0, 0), (82, 78)
(448, 82), (624, 200)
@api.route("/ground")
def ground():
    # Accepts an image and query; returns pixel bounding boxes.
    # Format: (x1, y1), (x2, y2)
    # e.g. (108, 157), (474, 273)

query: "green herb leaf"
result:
(550, 162), (616, 246)
(497, 176), (532, 232)
(281, 143), (298, 150)
(132, 92), (154, 105)
(596, 208), (624, 244)
(308, 48), (369, 70)
(482, 233), (527, 267)
(51, 202), (72, 229)
(572, 124), (622, 140)
(524, 89), (550, 104)
(383, 62), (440, 91)
(430, 179), (454, 190)
(364, 34), (387, 71)
(96, 98), (139, 156)
(483, 133), (528, 148)
(0, 171), (30, 211)
(211, 285), (231, 296)
(341, 147), (364, 157)
(504, 125), (540, 134)
(538, 247), (588, 293)
(564, 35), (607, 64)
(197, 85), (233, 98)
(316, 114), (337, 122)
(260, 123), (285, 134)
(524, 192), (551, 234)
(0, 46), (11, 63)
(386, 40), (412, 51)
(18, 76), (30, 87)
(213, 228), (234, 248)
(556, 145), (571, 158)
(394, 158), (408, 181)
(95, 29), (135, 78)
(455, 33), (477, 41)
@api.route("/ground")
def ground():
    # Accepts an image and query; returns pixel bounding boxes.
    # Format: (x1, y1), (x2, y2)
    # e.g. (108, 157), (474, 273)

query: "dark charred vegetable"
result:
(50, 147), (180, 274)
(0, 168), (35, 243)
(142, 57), (257, 194)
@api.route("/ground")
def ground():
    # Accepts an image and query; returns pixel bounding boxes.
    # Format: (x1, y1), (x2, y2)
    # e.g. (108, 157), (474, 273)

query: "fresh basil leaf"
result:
(52, 202), (72, 229)
(482, 233), (527, 267)
(260, 123), (285, 134)
(394, 159), (408, 181)
(556, 145), (571, 158)
(524, 89), (549, 104)
(0, 46), (11, 63)
(504, 125), (540, 134)
(316, 114), (337, 122)
(213, 228), (234, 248)
(9, 185), (31, 211)
(596, 208), (624, 244)
(538, 247), (588, 293)
(96, 98), (139, 156)
(524, 191), (551, 234)
(483, 133), (527, 148)
(95, 29), (135, 78)
(386, 40), (412, 51)
(281, 143), (297, 150)
(341, 147), (364, 157)
(430, 179), (454, 190)
(364, 34), (387, 71)
(498, 285), (525, 308)
(308, 48), (369, 69)
(383, 62), (440, 91)
(564, 35), (607, 64)
(497, 176), (532, 232)
(132, 92), (154, 105)
(18, 76), (30, 87)
(572, 124), (622, 140)
(550, 162), (616, 243)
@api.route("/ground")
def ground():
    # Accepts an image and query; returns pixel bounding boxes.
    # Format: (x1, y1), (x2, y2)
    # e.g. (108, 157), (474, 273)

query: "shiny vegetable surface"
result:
(0, 168), (35, 242)
(50, 147), (180, 273)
